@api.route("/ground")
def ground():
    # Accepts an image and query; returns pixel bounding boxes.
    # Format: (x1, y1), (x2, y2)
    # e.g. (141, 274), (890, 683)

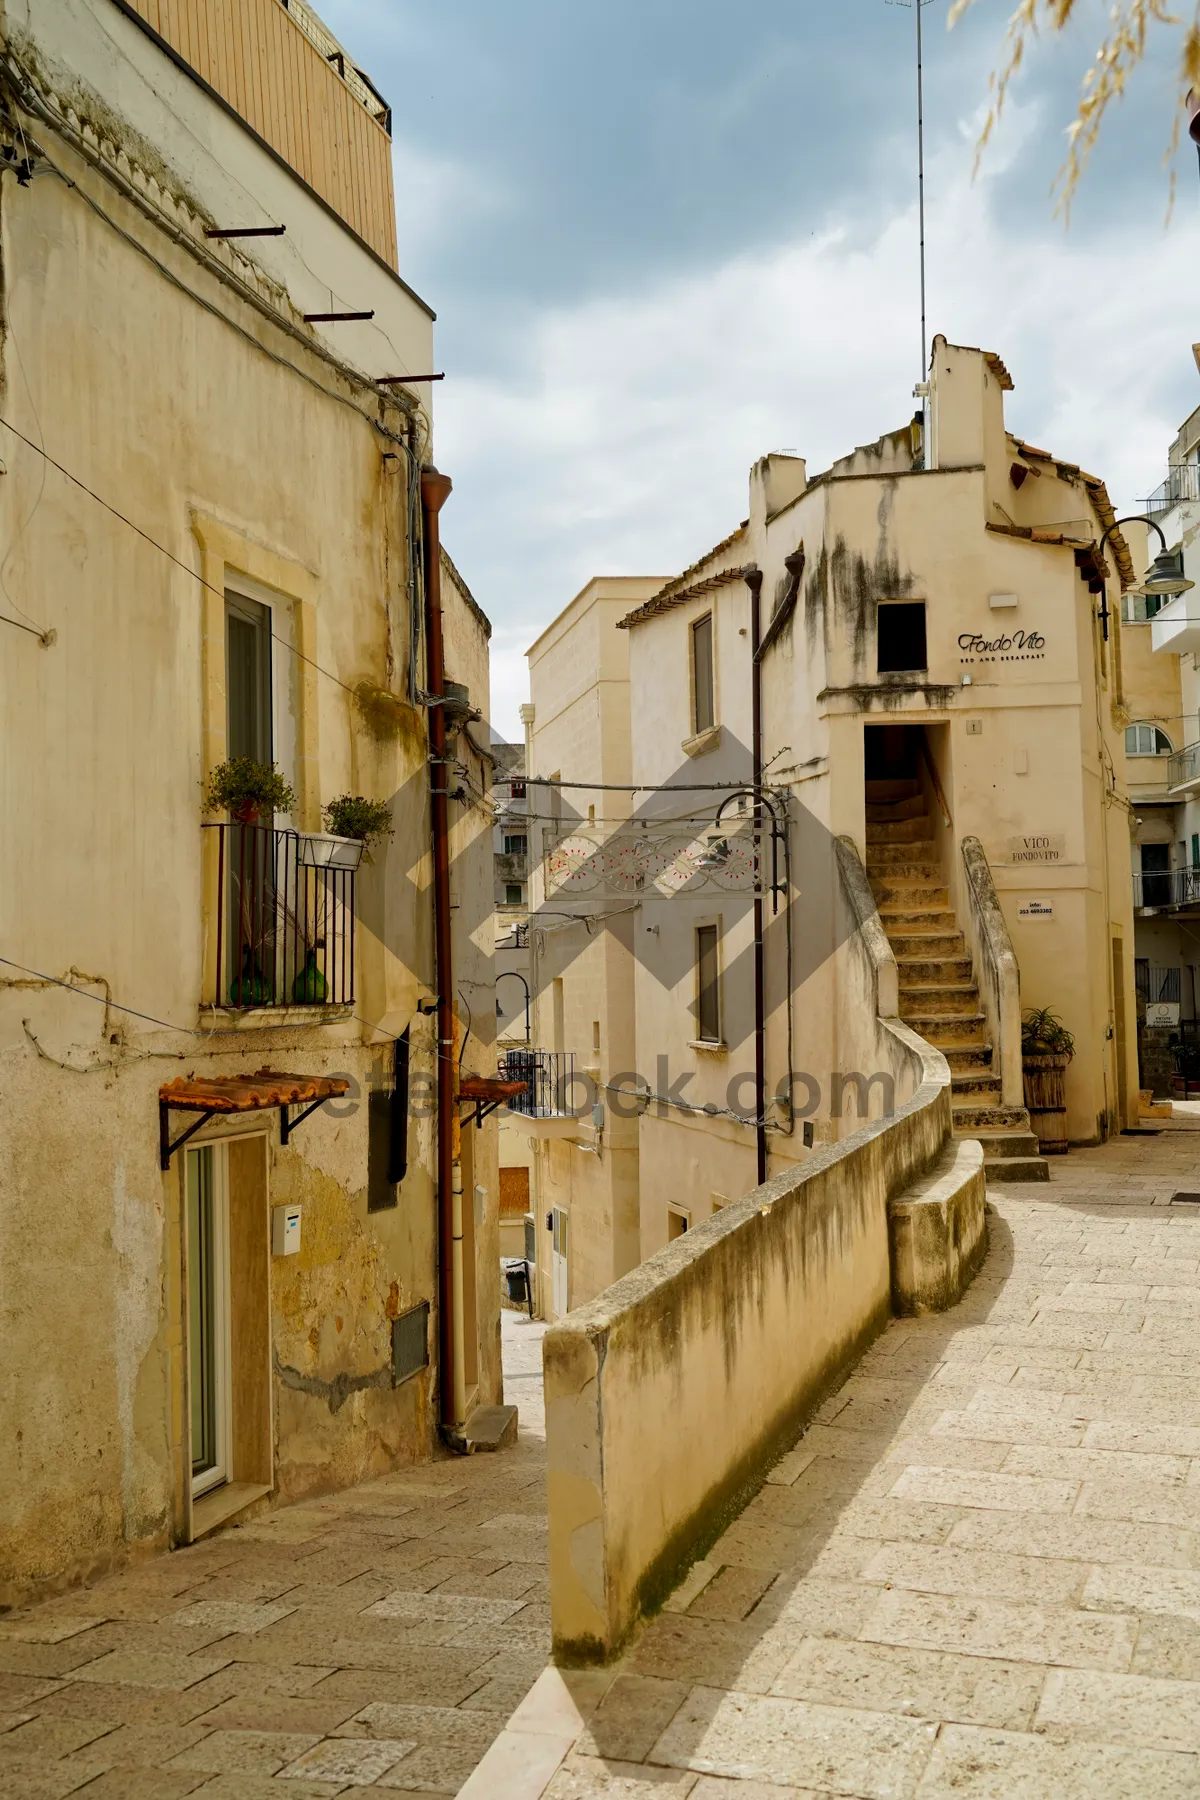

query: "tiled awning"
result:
(159, 1068), (350, 1168)
(459, 1073), (529, 1126)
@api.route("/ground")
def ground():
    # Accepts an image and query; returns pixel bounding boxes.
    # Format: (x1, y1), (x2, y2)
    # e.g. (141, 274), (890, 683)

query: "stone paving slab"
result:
(0, 1312), (550, 1796)
(468, 1118), (1200, 1797)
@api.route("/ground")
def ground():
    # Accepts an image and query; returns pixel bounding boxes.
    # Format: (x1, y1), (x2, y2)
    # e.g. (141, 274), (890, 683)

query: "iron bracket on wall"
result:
(460, 1095), (510, 1128)
(159, 1094), (338, 1168)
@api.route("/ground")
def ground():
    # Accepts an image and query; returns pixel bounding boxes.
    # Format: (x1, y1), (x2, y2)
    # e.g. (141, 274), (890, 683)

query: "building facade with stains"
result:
(0, 0), (501, 1603)
(516, 341), (1141, 1295)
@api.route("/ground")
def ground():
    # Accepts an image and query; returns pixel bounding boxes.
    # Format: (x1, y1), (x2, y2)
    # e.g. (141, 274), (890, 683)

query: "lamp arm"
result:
(1094, 512), (1167, 642)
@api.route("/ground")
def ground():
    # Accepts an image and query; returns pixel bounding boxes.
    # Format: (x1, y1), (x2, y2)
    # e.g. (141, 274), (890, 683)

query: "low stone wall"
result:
(543, 1022), (952, 1664)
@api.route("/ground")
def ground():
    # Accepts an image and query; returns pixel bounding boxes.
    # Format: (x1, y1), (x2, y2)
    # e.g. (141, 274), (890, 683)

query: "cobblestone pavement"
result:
(0, 1309), (549, 1798)
(471, 1116), (1200, 1798)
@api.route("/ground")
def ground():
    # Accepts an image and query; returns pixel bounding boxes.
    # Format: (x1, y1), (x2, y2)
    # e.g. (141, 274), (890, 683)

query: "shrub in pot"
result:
(1021, 1006), (1075, 1155)
(322, 795), (394, 859)
(203, 757), (296, 825)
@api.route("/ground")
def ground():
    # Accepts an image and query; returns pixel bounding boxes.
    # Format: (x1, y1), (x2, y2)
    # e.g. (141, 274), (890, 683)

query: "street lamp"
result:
(496, 969), (531, 1044)
(1096, 514), (1193, 640)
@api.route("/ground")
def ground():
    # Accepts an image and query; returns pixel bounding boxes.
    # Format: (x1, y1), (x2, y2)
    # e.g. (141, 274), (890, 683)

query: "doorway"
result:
(187, 1144), (231, 1499)
(551, 1205), (569, 1317)
(183, 1135), (273, 1532)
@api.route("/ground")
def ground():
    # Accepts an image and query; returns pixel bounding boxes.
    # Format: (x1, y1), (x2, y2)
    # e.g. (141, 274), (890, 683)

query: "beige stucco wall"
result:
(525, 578), (663, 1315)
(0, 12), (496, 1602)
(544, 1020), (950, 1663)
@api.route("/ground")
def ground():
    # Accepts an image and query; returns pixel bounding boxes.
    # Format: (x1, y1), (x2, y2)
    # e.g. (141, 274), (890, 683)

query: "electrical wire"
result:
(0, 413), (361, 699)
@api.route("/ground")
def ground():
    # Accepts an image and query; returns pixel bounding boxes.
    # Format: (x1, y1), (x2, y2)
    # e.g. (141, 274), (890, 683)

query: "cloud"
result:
(436, 123), (1200, 737)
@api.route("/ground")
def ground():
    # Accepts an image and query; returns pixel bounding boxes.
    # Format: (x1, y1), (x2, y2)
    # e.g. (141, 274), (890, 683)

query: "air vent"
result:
(391, 1301), (430, 1385)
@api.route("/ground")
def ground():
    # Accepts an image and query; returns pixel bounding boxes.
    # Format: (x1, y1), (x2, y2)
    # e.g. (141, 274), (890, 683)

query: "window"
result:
(186, 1144), (231, 1499)
(1125, 724), (1173, 756)
(877, 602), (927, 674)
(503, 834), (527, 856)
(510, 778), (526, 798)
(1192, 834), (1199, 870)
(667, 1208), (689, 1240)
(505, 884), (523, 905)
(225, 593), (273, 762)
(692, 613), (715, 734)
(695, 924), (721, 1043)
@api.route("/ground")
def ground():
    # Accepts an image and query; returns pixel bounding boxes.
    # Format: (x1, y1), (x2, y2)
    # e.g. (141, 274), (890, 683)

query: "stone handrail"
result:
(542, 842), (955, 1665)
(960, 836), (1022, 1108)
(835, 834), (899, 1019)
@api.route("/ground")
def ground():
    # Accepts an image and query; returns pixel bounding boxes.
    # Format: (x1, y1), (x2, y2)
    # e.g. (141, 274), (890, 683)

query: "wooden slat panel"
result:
(118, 0), (398, 266)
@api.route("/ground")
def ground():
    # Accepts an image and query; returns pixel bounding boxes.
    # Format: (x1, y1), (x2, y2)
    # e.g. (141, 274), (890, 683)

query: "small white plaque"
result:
(1017, 899), (1054, 921)
(272, 1204), (302, 1256)
(1146, 1002), (1180, 1028)
(989, 592), (1019, 610)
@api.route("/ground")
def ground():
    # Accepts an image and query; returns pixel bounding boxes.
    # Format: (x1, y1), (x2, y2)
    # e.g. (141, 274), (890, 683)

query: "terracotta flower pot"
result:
(231, 798), (264, 825)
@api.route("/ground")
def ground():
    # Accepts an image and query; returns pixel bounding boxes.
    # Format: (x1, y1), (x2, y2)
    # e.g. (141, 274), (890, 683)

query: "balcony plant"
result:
(204, 757), (296, 825)
(1021, 1006), (1075, 1156)
(320, 795), (394, 862)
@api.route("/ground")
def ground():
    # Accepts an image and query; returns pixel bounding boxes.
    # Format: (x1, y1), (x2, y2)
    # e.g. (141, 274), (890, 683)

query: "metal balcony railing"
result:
(1133, 867), (1200, 912)
(1141, 463), (1200, 513)
(1135, 962), (1183, 1004)
(1167, 742), (1200, 793)
(208, 823), (355, 1009)
(499, 1049), (580, 1118)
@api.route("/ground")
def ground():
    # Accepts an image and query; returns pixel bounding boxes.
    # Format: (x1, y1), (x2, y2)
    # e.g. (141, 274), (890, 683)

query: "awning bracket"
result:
(280, 1094), (330, 1145)
(159, 1104), (211, 1171)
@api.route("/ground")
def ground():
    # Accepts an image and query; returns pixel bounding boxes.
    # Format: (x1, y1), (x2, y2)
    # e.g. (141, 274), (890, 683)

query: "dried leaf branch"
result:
(950, 0), (1200, 213)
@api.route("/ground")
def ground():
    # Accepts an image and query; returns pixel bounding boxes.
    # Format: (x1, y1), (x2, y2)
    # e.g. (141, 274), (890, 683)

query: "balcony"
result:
(1133, 866), (1200, 912)
(208, 822), (355, 1010)
(1166, 742), (1200, 794)
(122, 0), (397, 265)
(499, 1049), (582, 1137)
(1141, 463), (1200, 514)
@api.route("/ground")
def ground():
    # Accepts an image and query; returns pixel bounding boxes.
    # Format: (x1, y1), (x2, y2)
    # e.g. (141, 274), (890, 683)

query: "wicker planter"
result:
(1023, 1051), (1071, 1154)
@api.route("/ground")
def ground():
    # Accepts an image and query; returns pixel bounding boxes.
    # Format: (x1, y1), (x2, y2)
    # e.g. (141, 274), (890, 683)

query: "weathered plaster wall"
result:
(544, 1021), (950, 1664)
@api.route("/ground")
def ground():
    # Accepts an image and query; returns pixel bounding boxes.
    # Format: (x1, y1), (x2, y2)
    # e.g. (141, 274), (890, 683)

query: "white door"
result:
(551, 1206), (569, 1318)
(186, 1144), (232, 1498)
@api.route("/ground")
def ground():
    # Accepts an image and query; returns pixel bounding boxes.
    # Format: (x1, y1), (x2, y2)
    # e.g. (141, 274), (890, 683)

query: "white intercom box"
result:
(271, 1204), (302, 1257)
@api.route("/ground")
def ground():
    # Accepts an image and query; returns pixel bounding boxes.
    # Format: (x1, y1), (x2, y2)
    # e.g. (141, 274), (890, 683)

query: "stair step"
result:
(865, 778), (921, 801)
(984, 1157), (1051, 1184)
(868, 843), (943, 870)
(901, 988), (984, 1020)
(965, 1129), (1042, 1158)
(880, 909), (959, 933)
(888, 932), (967, 959)
(867, 795), (928, 824)
(866, 818), (935, 844)
(952, 1104), (1033, 1131)
(951, 1074), (1002, 1100)
(904, 1014), (988, 1047)
(875, 885), (951, 910)
(898, 958), (975, 985)
(944, 1046), (995, 1073)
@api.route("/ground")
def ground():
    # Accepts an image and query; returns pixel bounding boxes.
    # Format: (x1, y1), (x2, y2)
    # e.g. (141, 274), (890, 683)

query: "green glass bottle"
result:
(292, 948), (328, 1004)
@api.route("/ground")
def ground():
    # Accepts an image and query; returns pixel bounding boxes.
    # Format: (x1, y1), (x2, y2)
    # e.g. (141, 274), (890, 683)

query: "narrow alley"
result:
(11, 1123), (1200, 1797)
(0, 1312), (549, 1797)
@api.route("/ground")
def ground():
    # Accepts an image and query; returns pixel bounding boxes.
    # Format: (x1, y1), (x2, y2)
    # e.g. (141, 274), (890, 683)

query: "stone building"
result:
(520, 339), (1141, 1298)
(0, 0), (502, 1603)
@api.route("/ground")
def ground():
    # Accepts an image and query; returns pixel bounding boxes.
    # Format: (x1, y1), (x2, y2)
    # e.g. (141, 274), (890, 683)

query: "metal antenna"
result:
(887, 0), (935, 383)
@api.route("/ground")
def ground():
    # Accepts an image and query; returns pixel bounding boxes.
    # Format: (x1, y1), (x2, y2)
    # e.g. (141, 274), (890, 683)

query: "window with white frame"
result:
(1125, 724), (1173, 757)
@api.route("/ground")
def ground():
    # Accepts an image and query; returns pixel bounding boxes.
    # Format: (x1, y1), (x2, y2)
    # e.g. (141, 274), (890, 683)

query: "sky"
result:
(323, 0), (1200, 738)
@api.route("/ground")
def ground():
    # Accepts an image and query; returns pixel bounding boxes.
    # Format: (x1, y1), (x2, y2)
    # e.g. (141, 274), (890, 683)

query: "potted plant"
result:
(203, 757), (296, 825)
(300, 795), (395, 870)
(1021, 1006), (1075, 1155)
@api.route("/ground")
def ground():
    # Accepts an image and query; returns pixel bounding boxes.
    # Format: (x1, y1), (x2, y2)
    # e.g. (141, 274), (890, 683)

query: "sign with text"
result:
(1003, 834), (1066, 865)
(959, 628), (1046, 667)
(1017, 899), (1054, 921)
(1146, 1001), (1180, 1028)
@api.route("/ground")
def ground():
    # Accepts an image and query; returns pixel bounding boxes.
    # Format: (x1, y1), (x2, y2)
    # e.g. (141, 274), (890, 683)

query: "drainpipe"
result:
(419, 466), (465, 1430)
(746, 568), (768, 1187)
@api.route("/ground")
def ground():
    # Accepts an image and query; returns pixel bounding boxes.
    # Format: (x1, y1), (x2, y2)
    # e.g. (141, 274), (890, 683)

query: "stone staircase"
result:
(866, 778), (1048, 1184)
